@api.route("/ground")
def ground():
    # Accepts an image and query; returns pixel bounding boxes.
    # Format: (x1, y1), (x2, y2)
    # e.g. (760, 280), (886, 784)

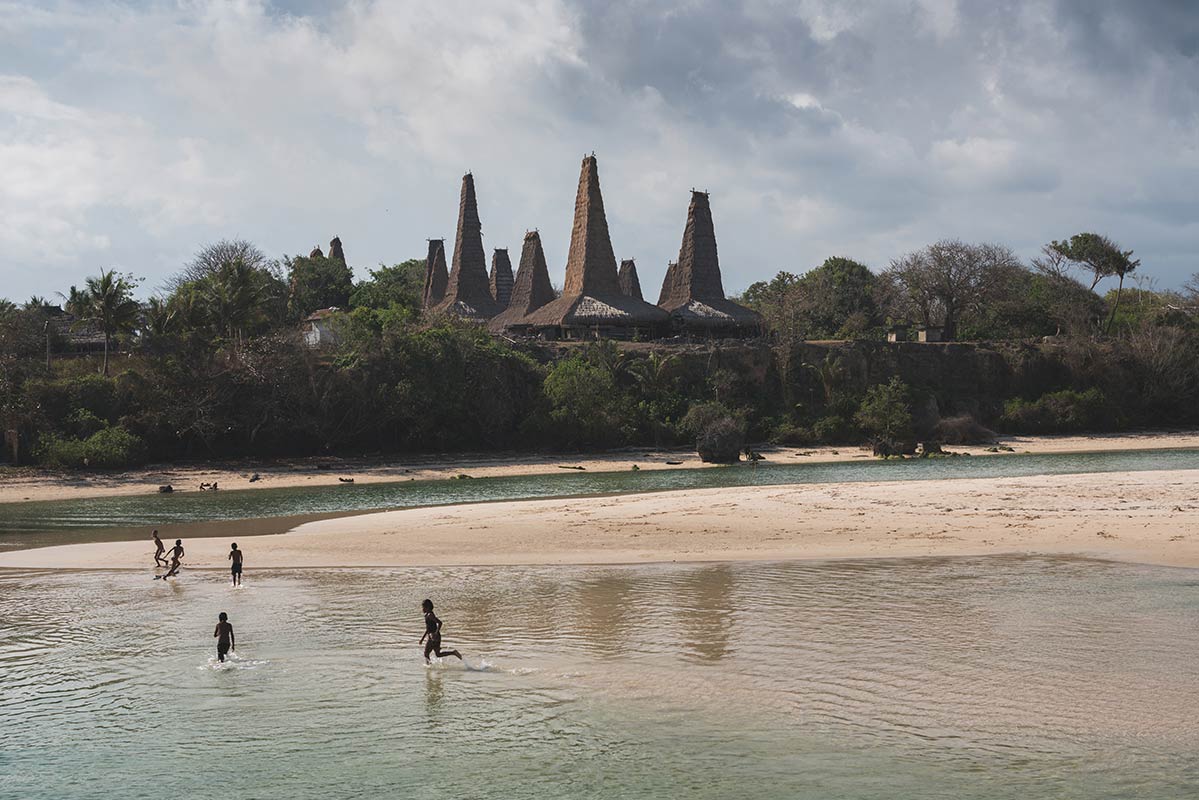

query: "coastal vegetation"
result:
(2, 233), (1198, 469)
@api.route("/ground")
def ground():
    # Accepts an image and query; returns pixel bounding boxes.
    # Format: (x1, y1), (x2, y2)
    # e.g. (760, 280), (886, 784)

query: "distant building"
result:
(887, 324), (910, 343)
(429, 173), (503, 320)
(489, 231), (556, 334)
(303, 308), (341, 348)
(916, 325), (944, 343)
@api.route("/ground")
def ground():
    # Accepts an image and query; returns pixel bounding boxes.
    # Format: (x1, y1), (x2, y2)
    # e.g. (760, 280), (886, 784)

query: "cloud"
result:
(0, 0), (1196, 304)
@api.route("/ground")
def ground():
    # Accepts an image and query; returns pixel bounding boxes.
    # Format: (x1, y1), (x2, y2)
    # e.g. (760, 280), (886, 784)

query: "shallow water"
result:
(1, 448), (1196, 550)
(2, 556), (1197, 798)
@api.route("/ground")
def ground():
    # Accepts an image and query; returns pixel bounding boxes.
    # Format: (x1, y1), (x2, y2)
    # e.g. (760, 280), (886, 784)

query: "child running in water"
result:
(228, 543), (243, 586)
(214, 612), (235, 662)
(420, 599), (462, 663)
(157, 539), (184, 580)
(152, 530), (166, 567)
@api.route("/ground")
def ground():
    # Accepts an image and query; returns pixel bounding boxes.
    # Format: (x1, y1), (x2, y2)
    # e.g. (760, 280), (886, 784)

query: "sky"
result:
(1, 0), (1197, 303)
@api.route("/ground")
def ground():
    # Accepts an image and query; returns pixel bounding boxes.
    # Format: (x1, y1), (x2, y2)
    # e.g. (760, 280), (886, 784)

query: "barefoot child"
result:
(420, 599), (462, 663)
(214, 612), (235, 662)
(152, 530), (166, 567)
(229, 543), (243, 586)
(157, 539), (184, 580)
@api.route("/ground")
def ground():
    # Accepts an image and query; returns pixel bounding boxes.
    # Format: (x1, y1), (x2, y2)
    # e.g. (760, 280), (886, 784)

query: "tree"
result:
(883, 240), (1021, 341)
(855, 377), (913, 448)
(169, 239), (270, 290)
(201, 259), (275, 345)
(349, 259), (425, 311)
(1043, 233), (1139, 333)
(286, 252), (353, 320)
(80, 270), (140, 376)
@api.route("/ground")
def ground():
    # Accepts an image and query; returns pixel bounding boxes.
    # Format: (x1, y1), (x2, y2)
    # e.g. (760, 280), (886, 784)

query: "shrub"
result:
(681, 401), (735, 437)
(696, 416), (745, 463)
(932, 414), (996, 445)
(36, 426), (147, 469)
(999, 388), (1107, 434)
(854, 378), (914, 446)
(812, 415), (854, 443)
(543, 357), (625, 448)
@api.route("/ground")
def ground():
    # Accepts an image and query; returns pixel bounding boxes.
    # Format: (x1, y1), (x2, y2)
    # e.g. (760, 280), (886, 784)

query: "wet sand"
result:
(3, 430), (1198, 504)
(3, 468), (1196, 570)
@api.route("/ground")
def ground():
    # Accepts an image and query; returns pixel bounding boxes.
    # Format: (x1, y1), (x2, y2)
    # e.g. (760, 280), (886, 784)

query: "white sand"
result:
(3, 468), (1196, 571)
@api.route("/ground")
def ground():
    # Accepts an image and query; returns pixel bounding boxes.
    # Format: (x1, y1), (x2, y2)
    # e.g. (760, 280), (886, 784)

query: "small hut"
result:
(916, 325), (944, 343)
(422, 239), (448, 309)
(430, 173), (501, 320)
(657, 191), (761, 337)
(514, 155), (668, 339)
(489, 249), (514, 310)
(618, 259), (644, 302)
(489, 231), (556, 333)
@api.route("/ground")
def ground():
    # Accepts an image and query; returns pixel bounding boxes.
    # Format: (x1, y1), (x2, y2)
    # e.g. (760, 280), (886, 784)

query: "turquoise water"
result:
(1, 448), (1196, 546)
(1, 556), (1196, 798)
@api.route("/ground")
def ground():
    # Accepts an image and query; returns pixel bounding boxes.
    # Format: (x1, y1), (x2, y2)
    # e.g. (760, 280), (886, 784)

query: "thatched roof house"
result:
(329, 236), (346, 265)
(618, 258), (643, 301)
(489, 248), (514, 309)
(430, 173), (501, 320)
(422, 239), (448, 309)
(489, 231), (556, 333)
(657, 191), (761, 336)
(308, 246), (324, 258)
(513, 155), (667, 339)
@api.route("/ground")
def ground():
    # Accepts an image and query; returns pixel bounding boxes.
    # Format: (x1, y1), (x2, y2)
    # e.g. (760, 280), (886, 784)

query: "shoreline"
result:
(3, 467), (1196, 571)
(3, 430), (1198, 505)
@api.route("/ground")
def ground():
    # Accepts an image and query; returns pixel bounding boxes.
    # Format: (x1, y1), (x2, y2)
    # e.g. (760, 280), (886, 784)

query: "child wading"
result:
(157, 539), (184, 580)
(420, 599), (462, 663)
(229, 543), (243, 586)
(214, 612), (235, 662)
(152, 530), (166, 567)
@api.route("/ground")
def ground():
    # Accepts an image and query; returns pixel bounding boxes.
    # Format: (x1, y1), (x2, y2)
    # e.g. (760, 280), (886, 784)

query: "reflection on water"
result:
(1, 556), (1197, 798)
(2, 448), (1197, 549)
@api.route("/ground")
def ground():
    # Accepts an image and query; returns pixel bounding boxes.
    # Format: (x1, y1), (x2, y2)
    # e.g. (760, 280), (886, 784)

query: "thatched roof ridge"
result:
(489, 248), (514, 310)
(517, 291), (669, 327)
(432, 173), (500, 319)
(489, 231), (556, 332)
(563, 155), (622, 296)
(329, 237), (346, 266)
(658, 191), (761, 330)
(617, 258), (643, 302)
(308, 246), (324, 259)
(422, 239), (448, 309)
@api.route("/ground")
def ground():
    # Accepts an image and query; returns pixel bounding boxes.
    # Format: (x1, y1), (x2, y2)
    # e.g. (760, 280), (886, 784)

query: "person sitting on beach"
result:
(214, 612), (235, 662)
(152, 530), (166, 567)
(420, 599), (462, 664)
(157, 539), (185, 580)
(229, 543), (243, 586)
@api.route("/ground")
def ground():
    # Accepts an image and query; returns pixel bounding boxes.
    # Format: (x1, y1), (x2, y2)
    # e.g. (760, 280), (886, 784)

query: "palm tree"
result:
(80, 269), (140, 376)
(201, 258), (265, 345)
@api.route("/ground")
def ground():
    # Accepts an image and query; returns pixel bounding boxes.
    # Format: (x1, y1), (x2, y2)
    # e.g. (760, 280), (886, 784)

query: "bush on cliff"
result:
(999, 388), (1107, 433)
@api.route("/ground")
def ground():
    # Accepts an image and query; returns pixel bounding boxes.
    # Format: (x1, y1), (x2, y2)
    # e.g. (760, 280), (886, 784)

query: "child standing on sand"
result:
(152, 530), (166, 567)
(229, 543), (243, 586)
(420, 599), (462, 664)
(214, 612), (235, 662)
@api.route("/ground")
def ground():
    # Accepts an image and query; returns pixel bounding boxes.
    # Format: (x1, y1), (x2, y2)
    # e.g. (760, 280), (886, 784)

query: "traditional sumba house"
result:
(430, 173), (501, 319)
(489, 231), (556, 333)
(513, 155), (668, 339)
(422, 239), (448, 309)
(489, 249), (514, 310)
(308, 246), (324, 258)
(618, 259), (643, 302)
(329, 237), (347, 265)
(657, 191), (761, 336)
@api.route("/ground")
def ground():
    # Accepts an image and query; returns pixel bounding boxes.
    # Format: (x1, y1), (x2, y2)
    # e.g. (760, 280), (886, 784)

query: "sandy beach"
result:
(3, 466), (1196, 571)
(2, 430), (1198, 505)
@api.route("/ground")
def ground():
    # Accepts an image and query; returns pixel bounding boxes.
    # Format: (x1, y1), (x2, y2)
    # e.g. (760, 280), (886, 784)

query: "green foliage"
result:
(543, 356), (624, 447)
(78, 269), (141, 376)
(36, 426), (146, 469)
(350, 259), (425, 311)
(1000, 388), (1107, 434)
(741, 258), (881, 341)
(854, 377), (913, 444)
(286, 253), (354, 320)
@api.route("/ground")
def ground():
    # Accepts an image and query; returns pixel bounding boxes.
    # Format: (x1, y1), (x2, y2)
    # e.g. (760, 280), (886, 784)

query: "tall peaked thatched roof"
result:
(657, 191), (761, 332)
(432, 173), (500, 319)
(309, 246), (324, 259)
(329, 237), (346, 266)
(618, 259), (643, 302)
(422, 239), (448, 309)
(489, 249), (514, 309)
(517, 155), (668, 332)
(489, 231), (556, 332)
